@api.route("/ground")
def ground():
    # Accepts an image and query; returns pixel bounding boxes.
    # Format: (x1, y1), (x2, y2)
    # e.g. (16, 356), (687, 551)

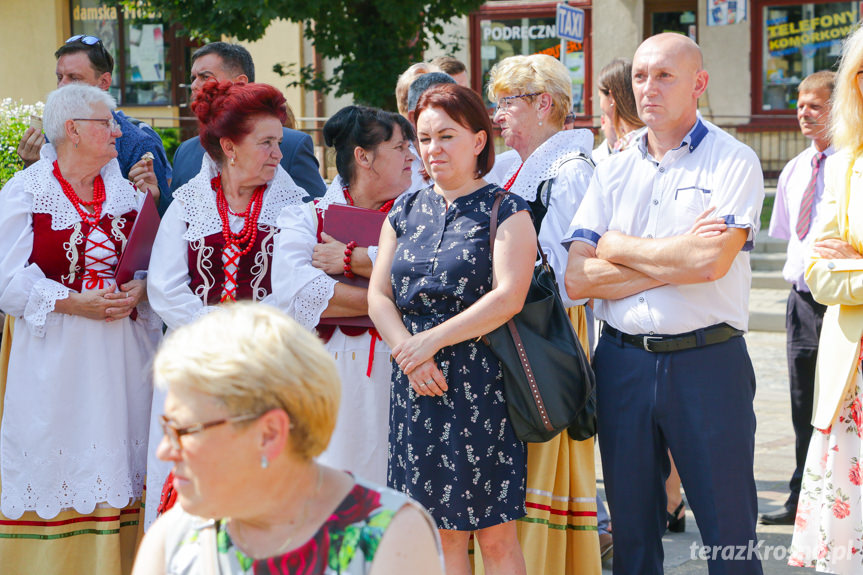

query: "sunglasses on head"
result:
(66, 34), (103, 46)
(65, 34), (112, 62)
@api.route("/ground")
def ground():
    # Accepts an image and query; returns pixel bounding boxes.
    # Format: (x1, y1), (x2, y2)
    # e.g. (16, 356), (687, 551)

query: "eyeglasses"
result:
(495, 92), (543, 113)
(73, 117), (120, 132)
(159, 413), (262, 450)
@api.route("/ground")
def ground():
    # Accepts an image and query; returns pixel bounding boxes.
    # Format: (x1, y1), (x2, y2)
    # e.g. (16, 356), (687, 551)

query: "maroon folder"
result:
(318, 203), (387, 328)
(114, 192), (161, 286)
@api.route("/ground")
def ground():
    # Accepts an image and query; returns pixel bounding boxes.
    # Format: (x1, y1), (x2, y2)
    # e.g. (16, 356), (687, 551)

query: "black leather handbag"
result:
(483, 191), (597, 443)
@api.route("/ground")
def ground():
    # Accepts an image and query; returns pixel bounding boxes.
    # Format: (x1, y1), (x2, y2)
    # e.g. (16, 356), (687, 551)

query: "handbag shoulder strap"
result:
(488, 190), (556, 434)
(490, 189), (547, 266)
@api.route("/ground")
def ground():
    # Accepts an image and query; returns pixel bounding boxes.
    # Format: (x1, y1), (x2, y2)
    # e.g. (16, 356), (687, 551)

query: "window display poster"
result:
(762, 2), (857, 110)
(766, 4), (855, 57)
(129, 24), (164, 82)
(708, 0), (747, 26)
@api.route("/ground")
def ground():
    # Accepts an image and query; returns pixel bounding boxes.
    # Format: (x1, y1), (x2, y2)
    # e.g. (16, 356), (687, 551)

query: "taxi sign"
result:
(556, 4), (585, 43)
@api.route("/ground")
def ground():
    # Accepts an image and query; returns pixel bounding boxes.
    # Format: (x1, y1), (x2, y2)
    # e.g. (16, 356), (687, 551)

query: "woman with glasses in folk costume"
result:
(486, 54), (602, 574)
(145, 80), (308, 528)
(0, 83), (161, 574)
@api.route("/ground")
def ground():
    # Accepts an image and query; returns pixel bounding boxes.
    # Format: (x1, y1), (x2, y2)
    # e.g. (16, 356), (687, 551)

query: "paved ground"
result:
(598, 330), (813, 574)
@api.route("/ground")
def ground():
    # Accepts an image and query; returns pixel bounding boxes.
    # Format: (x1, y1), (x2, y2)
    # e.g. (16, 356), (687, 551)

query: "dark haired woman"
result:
(594, 58), (644, 161)
(144, 80), (308, 527)
(273, 105), (414, 484)
(369, 84), (536, 575)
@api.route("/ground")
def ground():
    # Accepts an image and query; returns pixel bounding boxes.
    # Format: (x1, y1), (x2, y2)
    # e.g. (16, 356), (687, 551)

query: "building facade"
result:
(2, 0), (856, 175)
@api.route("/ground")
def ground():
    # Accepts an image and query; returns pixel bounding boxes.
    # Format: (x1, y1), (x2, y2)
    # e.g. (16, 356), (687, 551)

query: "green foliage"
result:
(128, 0), (483, 109)
(153, 126), (181, 164)
(0, 99), (44, 188)
(761, 192), (775, 231)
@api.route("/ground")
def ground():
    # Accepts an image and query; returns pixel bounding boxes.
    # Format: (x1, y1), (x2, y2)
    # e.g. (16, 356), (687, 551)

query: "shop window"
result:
(70, 0), (185, 107)
(644, 0), (698, 41)
(470, 2), (592, 119)
(752, 0), (857, 115)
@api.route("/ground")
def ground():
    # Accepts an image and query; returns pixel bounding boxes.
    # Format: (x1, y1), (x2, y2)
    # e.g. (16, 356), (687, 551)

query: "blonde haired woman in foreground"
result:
(133, 303), (443, 575)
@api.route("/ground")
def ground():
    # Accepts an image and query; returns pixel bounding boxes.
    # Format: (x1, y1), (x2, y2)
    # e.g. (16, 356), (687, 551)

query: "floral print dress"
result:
(163, 478), (439, 574)
(790, 366), (863, 574)
(386, 184), (528, 530)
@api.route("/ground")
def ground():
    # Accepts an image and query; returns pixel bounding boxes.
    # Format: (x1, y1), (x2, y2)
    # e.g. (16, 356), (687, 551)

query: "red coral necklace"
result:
(52, 161), (105, 225)
(503, 163), (524, 192)
(212, 174), (266, 258)
(342, 185), (395, 213)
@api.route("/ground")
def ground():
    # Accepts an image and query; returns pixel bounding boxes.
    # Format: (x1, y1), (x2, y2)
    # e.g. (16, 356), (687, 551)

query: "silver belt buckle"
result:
(642, 335), (660, 352)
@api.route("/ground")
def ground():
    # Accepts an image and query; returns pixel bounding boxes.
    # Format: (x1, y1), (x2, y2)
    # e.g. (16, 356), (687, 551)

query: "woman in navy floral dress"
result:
(369, 84), (537, 575)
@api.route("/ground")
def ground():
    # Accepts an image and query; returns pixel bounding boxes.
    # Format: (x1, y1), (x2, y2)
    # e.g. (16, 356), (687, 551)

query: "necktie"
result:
(796, 152), (826, 240)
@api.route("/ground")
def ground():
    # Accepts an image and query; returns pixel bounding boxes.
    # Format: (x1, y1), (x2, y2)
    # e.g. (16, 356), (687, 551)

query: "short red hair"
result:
(414, 84), (495, 177)
(191, 80), (288, 163)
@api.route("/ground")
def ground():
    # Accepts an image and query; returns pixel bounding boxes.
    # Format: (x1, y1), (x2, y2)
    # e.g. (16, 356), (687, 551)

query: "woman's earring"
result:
(538, 121), (543, 126)
(260, 455), (269, 469)
(230, 156), (236, 166)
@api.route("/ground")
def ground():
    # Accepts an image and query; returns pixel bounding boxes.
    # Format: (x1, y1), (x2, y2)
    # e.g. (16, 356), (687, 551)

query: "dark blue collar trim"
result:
(686, 119), (708, 153)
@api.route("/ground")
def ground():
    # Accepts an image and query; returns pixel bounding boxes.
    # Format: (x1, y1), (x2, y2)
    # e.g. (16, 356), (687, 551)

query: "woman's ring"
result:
(424, 380), (434, 386)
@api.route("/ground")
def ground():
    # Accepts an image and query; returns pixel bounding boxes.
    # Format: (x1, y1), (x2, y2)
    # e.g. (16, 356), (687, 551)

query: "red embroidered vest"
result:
(29, 211), (137, 292)
(186, 224), (278, 305)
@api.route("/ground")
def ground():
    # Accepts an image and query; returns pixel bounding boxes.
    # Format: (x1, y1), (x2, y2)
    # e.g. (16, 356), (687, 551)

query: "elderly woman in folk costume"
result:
(273, 105), (415, 484)
(0, 83), (160, 574)
(145, 80), (308, 527)
(486, 54), (602, 573)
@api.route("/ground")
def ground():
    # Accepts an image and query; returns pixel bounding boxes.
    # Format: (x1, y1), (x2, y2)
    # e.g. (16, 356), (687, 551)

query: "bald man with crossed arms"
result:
(564, 34), (765, 574)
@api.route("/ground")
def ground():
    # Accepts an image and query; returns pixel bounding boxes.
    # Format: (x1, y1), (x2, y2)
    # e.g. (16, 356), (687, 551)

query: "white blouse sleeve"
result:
(0, 173), (70, 334)
(146, 200), (213, 330)
(541, 158), (593, 308)
(272, 203), (337, 331)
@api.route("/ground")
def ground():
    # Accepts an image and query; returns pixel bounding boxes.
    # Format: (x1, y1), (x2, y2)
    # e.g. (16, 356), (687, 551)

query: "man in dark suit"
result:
(168, 42), (326, 204)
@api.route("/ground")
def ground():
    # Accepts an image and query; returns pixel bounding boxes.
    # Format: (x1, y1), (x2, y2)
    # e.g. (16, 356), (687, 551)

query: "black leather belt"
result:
(603, 323), (743, 353)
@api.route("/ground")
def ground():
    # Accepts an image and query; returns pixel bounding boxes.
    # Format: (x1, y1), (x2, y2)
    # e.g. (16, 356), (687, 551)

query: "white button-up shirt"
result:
(768, 143), (834, 292)
(564, 118), (765, 335)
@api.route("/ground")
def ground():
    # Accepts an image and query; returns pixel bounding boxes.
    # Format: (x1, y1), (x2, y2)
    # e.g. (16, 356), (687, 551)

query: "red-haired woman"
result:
(369, 84), (536, 574)
(144, 80), (308, 527)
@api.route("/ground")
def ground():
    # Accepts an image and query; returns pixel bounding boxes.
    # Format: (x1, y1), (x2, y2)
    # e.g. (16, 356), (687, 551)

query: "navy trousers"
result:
(785, 287), (826, 508)
(595, 329), (763, 575)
